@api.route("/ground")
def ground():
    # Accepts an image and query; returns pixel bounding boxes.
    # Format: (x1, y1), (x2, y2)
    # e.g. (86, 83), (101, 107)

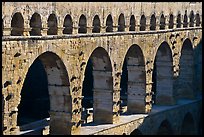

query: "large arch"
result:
(120, 45), (146, 114)
(118, 13), (125, 32)
(92, 15), (100, 33)
(157, 119), (173, 135)
(152, 42), (175, 105)
(82, 47), (113, 124)
(177, 38), (194, 99)
(17, 52), (72, 135)
(47, 14), (58, 35)
(181, 112), (196, 135)
(106, 14), (113, 32)
(63, 14), (73, 34)
(29, 12), (42, 36)
(11, 12), (24, 36)
(78, 14), (87, 33)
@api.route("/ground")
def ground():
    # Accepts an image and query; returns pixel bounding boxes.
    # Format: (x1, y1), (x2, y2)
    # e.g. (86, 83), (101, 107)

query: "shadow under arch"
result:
(130, 128), (143, 135)
(181, 112), (196, 135)
(81, 47), (113, 125)
(157, 119), (174, 135)
(120, 44), (146, 114)
(152, 41), (175, 105)
(17, 51), (72, 135)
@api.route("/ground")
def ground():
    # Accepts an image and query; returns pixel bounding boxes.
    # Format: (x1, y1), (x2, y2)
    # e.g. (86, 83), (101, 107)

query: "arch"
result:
(82, 47), (113, 124)
(63, 14), (73, 34)
(176, 13), (181, 28)
(92, 15), (100, 33)
(130, 128), (143, 135)
(129, 15), (136, 31)
(177, 38), (194, 99)
(78, 14), (87, 33)
(189, 11), (194, 27)
(11, 12), (24, 36)
(157, 119), (173, 135)
(118, 13), (125, 32)
(160, 14), (165, 30)
(181, 112), (196, 135)
(17, 52), (71, 135)
(152, 42), (174, 105)
(29, 12), (42, 36)
(120, 45), (146, 114)
(169, 14), (174, 29)
(150, 14), (156, 30)
(47, 14), (58, 35)
(183, 11), (188, 28)
(106, 14), (113, 32)
(140, 15), (146, 31)
(195, 13), (200, 27)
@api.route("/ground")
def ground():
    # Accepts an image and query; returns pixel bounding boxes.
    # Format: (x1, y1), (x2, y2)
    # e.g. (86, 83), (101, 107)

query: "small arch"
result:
(177, 13), (181, 28)
(63, 14), (73, 34)
(150, 14), (156, 30)
(47, 14), (58, 35)
(195, 13), (200, 27)
(29, 12), (42, 36)
(92, 15), (100, 33)
(129, 15), (136, 31)
(152, 42), (174, 105)
(118, 13), (125, 32)
(160, 14), (165, 30)
(11, 12), (24, 36)
(106, 14), (113, 32)
(181, 112), (196, 135)
(78, 14), (87, 33)
(189, 11), (194, 27)
(183, 11), (188, 28)
(130, 129), (143, 135)
(169, 14), (174, 29)
(140, 15), (146, 31)
(157, 119), (173, 135)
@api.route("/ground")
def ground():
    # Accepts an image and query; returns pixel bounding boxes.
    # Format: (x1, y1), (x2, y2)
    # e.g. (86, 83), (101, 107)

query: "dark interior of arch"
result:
(169, 14), (174, 29)
(181, 112), (196, 135)
(118, 14), (125, 32)
(157, 120), (173, 135)
(11, 12), (24, 36)
(129, 15), (136, 31)
(177, 14), (181, 28)
(63, 14), (73, 34)
(183, 13), (188, 28)
(78, 15), (87, 33)
(30, 13), (42, 36)
(17, 58), (49, 126)
(106, 15), (113, 32)
(189, 11), (194, 27)
(160, 14), (165, 30)
(130, 129), (143, 135)
(140, 15), (146, 31)
(195, 13), (200, 26)
(150, 14), (156, 30)
(92, 15), (100, 33)
(47, 14), (58, 35)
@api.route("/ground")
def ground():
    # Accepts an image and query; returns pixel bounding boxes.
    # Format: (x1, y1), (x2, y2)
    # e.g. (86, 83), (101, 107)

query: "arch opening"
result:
(47, 14), (58, 35)
(78, 14), (87, 33)
(30, 13), (42, 36)
(181, 112), (196, 135)
(92, 15), (100, 33)
(169, 14), (174, 29)
(152, 42), (174, 105)
(157, 120), (173, 135)
(183, 11), (188, 28)
(189, 11), (194, 27)
(11, 12), (24, 36)
(130, 128), (143, 135)
(63, 14), (73, 34)
(140, 15), (146, 31)
(177, 13), (181, 28)
(150, 14), (156, 30)
(118, 13), (125, 32)
(195, 13), (200, 27)
(160, 14), (165, 30)
(129, 15), (136, 31)
(17, 52), (71, 135)
(120, 45), (146, 114)
(106, 14), (113, 32)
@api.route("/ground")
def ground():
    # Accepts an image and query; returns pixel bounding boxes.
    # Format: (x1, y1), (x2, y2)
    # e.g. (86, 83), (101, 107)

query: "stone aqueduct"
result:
(2, 2), (202, 135)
